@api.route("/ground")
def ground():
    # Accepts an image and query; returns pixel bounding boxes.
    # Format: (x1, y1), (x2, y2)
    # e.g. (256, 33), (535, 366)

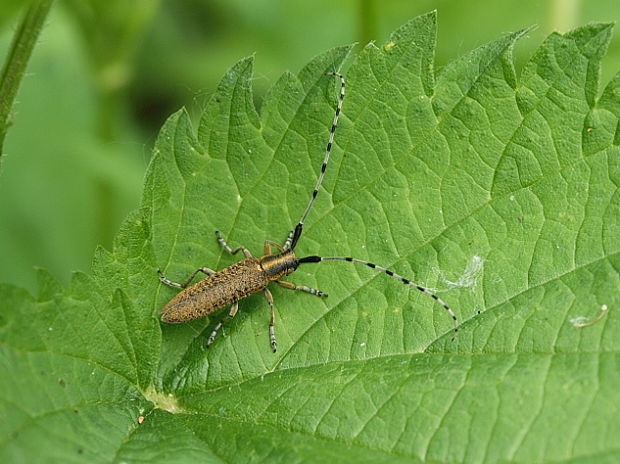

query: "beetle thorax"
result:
(259, 250), (299, 280)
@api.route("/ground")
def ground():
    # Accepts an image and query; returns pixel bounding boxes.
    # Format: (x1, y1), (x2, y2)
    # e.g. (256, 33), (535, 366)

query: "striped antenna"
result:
(299, 255), (458, 336)
(286, 72), (346, 250)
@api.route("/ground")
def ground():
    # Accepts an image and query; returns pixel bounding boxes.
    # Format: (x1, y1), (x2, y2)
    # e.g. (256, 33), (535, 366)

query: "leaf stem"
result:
(0, 0), (54, 160)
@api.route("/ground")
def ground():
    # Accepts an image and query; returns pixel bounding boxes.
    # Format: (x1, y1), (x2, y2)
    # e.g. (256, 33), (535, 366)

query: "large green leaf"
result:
(2, 11), (619, 463)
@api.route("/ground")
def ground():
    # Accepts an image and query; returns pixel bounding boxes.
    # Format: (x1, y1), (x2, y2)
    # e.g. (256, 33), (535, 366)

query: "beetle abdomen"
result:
(160, 258), (270, 323)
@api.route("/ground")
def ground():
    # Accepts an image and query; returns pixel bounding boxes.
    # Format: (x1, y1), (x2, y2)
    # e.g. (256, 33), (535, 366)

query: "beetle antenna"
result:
(298, 255), (458, 336)
(286, 72), (346, 250)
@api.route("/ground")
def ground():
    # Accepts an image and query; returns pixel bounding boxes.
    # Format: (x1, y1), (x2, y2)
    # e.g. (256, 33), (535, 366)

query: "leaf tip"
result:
(34, 267), (61, 301)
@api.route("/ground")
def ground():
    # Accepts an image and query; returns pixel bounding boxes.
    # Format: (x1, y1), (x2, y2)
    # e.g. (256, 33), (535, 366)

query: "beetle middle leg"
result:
(207, 301), (239, 347)
(263, 288), (278, 352)
(216, 230), (253, 258)
(158, 267), (215, 289)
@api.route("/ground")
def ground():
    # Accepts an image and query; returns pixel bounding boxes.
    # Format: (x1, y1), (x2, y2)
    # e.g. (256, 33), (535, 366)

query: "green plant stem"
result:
(357, 0), (377, 48)
(0, 0), (54, 159)
(94, 86), (124, 248)
(548, 0), (579, 32)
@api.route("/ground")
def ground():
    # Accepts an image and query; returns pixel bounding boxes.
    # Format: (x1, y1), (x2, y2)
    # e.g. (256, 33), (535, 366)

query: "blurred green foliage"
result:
(0, 0), (619, 292)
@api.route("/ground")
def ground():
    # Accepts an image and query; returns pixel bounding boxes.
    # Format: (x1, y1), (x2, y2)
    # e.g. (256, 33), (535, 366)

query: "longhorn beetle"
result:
(158, 72), (458, 352)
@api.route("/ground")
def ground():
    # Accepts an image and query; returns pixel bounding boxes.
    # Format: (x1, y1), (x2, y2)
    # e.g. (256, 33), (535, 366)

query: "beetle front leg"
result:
(264, 240), (285, 256)
(276, 279), (327, 297)
(283, 229), (294, 249)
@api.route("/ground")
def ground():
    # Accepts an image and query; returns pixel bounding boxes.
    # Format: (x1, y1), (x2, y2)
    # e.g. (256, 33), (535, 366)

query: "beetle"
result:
(158, 72), (457, 352)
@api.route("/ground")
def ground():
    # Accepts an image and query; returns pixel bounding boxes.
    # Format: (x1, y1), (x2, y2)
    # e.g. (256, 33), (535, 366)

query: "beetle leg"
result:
(263, 288), (278, 352)
(264, 240), (285, 256)
(158, 267), (215, 289)
(283, 229), (295, 249)
(207, 301), (239, 347)
(216, 231), (253, 258)
(275, 279), (327, 297)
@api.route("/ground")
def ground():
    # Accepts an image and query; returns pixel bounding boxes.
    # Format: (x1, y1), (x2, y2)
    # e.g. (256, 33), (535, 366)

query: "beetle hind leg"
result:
(207, 301), (239, 347)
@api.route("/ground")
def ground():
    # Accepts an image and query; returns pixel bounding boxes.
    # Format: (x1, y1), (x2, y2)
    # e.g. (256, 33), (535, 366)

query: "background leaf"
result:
(2, 12), (620, 463)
